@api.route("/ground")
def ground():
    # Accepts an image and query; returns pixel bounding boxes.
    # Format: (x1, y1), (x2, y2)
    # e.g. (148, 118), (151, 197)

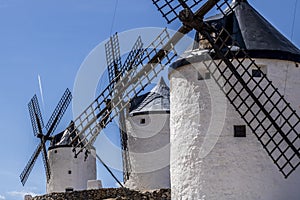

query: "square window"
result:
(65, 188), (74, 192)
(234, 125), (246, 137)
(252, 69), (262, 77)
(205, 72), (211, 79)
(140, 118), (146, 124)
(198, 72), (204, 80)
(68, 170), (72, 175)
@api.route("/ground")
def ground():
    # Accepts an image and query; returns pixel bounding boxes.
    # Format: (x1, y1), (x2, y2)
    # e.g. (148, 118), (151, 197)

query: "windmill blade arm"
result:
(45, 88), (72, 137)
(41, 141), (51, 182)
(119, 110), (131, 181)
(20, 143), (42, 185)
(28, 95), (44, 136)
(121, 36), (144, 72)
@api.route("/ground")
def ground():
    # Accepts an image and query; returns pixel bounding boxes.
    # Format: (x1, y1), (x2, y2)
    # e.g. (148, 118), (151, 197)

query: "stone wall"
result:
(30, 188), (171, 200)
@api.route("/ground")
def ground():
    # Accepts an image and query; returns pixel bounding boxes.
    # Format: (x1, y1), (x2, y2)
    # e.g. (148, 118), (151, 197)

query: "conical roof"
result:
(129, 77), (170, 115)
(172, 0), (300, 70)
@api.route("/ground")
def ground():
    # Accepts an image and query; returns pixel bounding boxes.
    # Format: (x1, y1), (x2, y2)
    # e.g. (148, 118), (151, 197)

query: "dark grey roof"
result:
(129, 77), (170, 115)
(172, 0), (300, 70)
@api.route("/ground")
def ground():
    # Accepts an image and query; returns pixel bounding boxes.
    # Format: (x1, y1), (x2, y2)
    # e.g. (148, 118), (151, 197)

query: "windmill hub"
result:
(178, 8), (194, 22)
(37, 134), (52, 141)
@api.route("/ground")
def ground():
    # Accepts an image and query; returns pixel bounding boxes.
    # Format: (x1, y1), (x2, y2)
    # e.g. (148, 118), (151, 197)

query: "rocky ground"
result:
(30, 188), (171, 200)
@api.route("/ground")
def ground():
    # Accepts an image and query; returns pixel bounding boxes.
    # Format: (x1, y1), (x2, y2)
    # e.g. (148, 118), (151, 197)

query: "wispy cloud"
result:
(7, 191), (39, 198)
(38, 74), (45, 111)
(0, 195), (5, 200)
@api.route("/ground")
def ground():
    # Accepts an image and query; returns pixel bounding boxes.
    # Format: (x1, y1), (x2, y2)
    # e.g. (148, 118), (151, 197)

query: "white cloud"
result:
(0, 195), (5, 200)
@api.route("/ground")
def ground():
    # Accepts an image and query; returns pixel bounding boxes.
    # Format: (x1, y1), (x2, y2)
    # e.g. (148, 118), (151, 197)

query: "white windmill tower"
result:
(46, 122), (97, 193)
(125, 77), (171, 190)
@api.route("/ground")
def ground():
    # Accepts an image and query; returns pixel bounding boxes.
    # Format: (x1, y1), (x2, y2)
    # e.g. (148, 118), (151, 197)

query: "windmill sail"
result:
(28, 95), (44, 136)
(106, 33), (122, 91)
(45, 88), (72, 137)
(20, 143), (43, 185)
(199, 27), (300, 178)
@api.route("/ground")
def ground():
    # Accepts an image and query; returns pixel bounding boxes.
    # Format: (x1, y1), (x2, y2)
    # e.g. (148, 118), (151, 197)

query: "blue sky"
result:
(0, 0), (299, 199)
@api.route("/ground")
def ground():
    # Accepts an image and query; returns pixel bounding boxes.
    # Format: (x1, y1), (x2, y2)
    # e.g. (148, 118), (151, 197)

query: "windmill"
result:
(20, 88), (72, 186)
(67, 0), (299, 184)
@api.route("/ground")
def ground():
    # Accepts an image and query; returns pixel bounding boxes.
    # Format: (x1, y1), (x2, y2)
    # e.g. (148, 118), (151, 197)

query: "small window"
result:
(252, 69), (262, 77)
(140, 118), (146, 124)
(234, 125), (246, 137)
(198, 72), (204, 80)
(54, 150), (58, 154)
(65, 188), (74, 192)
(68, 170), (72, 174)
(205, 72), (211, 79)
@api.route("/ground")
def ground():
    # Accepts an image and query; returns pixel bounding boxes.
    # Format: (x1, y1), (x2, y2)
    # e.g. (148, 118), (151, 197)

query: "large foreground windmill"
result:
(20, 89), (72, 186)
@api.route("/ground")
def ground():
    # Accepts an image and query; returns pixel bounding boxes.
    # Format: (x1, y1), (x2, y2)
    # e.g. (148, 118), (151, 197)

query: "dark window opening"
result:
(68, 170), (72, 175)
(252, 69), (262, 77)
(54, 150), (58, 154)
(198, 72), (211, 80)
(65, 188), (74, 192)
(198, 72), (204, 80)
(140, 118), (146, 124)
(205, 72), (211, 79)
(234, 125), (246, 137)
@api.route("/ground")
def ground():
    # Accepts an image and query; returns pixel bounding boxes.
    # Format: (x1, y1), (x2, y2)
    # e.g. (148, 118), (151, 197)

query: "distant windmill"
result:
(20, 89), (72, 186)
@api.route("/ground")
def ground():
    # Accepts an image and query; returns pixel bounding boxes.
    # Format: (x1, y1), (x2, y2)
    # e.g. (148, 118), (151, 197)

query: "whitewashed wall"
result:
(47, 147), (96, 193)
(169, 56), (300, 200)
(125, 113), (171, 190)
